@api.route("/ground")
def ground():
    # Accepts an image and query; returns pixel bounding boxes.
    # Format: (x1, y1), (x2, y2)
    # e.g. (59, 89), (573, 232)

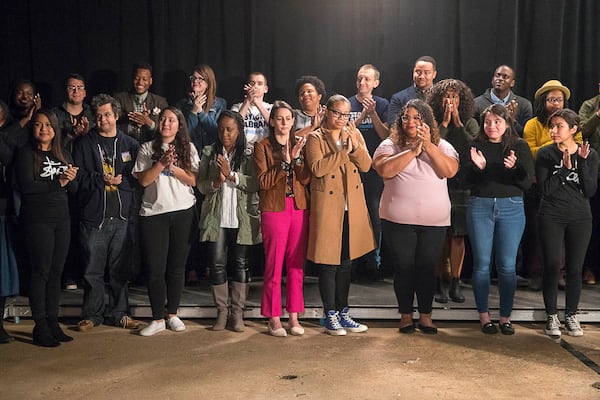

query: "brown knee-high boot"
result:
(211, 283), (229, 331)
(230, 282), (247, 332)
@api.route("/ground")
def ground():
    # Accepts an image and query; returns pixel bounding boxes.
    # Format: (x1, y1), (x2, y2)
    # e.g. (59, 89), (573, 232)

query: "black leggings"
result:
(382, 220), (446, 314)
(538, 215), (592, 316)
(206, 228), (250, 285)
(317, 211), (351, 312)
(24, 220), (70, 323)
(140, 207), (194, 320)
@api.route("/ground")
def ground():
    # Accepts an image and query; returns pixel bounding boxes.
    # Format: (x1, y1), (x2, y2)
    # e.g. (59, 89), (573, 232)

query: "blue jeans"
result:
(80, 218), (131, 326)
(467, 196), (525, 318)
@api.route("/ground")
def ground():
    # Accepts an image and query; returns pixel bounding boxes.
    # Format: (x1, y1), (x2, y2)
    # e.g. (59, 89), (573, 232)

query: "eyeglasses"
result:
(67, 85), (85, 91)
(400, 114), (423, 122)
(189, 75), (206, 83)
(328, 108), (351, 120)
(546, 97), (564, 104)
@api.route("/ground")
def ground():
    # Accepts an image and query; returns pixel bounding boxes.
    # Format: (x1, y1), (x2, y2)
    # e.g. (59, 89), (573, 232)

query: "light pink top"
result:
(373, 138), (458, 226)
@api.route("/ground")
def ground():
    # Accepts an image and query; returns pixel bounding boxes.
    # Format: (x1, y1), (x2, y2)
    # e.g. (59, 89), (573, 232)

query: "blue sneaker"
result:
(324, 310), (347, 336)
(339, 307), (368, 333)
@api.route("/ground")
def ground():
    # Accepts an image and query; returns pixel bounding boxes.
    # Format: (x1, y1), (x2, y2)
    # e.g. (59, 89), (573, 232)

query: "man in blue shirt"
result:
(349, 64), (389, 280)
(387, 56), (437, 126)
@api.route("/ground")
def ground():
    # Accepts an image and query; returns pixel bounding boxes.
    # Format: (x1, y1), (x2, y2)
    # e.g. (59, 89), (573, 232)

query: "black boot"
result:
(449, 278), (465, 303)
(434, 278), (449, 303)
(48, 319), (73, 342)
(0, 297), (14, 343)
(32, 321), (60, 348)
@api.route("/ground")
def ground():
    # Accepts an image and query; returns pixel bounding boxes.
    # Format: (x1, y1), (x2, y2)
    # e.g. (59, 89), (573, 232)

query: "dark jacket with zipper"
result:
(72, 128), (140, 228)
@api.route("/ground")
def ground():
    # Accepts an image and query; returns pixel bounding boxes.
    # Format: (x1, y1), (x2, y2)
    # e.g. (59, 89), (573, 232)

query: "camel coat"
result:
(305, 126), (375, 265)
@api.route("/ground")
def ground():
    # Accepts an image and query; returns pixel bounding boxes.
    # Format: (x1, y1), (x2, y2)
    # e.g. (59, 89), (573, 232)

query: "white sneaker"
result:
(565, 314), (583, 337)
(168, 316), (186, 332)
(544, 314), (561, 337)
(140, 320), (166, 336)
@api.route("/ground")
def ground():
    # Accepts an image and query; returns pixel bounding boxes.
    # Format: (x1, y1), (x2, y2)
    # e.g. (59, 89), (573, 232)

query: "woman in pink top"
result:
(373, 99), (458, 334)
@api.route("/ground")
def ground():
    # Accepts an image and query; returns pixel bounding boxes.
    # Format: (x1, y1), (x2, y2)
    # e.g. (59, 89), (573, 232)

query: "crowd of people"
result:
(0, 57), (599, 346)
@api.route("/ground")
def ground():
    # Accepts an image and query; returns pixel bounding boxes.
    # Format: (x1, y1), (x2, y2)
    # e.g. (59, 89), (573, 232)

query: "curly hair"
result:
(389, 99), (440, 146)
(476, 104), (520, 152)
(294, 75), (326, 98)
(151, 106), (193, 172)
(426, 79), (475, 125)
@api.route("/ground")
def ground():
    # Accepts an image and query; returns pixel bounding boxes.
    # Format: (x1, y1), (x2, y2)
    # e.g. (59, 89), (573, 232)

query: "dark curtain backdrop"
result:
(1, 0), (598, 111)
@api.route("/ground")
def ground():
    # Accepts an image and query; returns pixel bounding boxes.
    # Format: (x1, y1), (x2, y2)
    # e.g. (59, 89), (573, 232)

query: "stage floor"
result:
(5, 277), (600, 323)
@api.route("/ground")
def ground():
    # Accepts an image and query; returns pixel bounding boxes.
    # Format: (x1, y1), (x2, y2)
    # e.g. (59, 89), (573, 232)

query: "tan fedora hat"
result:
(534, 80), (571, 100)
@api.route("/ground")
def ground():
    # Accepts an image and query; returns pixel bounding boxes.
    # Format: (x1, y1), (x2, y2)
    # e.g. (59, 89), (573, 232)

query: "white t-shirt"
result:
(231, 101), (273, 145)
(133, 141), (200, 216)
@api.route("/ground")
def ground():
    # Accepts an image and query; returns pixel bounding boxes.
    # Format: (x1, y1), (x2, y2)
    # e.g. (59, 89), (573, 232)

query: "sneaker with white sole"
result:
(544, 314), (561, 337)
(140, 320), (166, 336)
(167, 316), (186, 332)
(565, 314), (583, 337)
(324, 310), (347, 336)
(339, 307), (368, 333)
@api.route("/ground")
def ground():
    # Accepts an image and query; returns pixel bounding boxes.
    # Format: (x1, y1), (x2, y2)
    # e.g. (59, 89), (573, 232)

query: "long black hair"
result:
(151, 106), (193, 172)
(476, 104), (520, 152)
(30, 109), (69, 171)
(214, 110), (247, 172)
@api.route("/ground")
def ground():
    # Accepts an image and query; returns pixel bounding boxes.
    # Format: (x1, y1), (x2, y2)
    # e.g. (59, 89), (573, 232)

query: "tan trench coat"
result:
(305, 126), (376, 265)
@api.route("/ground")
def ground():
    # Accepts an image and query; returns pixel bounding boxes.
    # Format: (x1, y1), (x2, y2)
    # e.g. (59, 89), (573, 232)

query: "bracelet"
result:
(293, 156), (303, 166)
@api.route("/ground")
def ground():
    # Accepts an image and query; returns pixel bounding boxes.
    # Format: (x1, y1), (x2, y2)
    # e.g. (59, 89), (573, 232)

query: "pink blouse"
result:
(373, 138), (459, 226)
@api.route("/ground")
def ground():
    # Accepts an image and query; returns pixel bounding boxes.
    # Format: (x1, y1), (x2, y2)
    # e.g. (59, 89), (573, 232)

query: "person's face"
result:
(248, 74), (268, 97)
(190, 70), (208, 95)
(400, 107), (423, 138)
(325, 101), (351, 130)
(413, 61), (436, 90)
(545, 89), (565, 114)
(443, 89), (460, 109)
(549, 116), (577, 145)
(14, 83), (35, 108)
(132, 68), (153, 95)
(483, 112), (507, 143)
(95, 103), (118, 135)
(356, 68), (379, 96)
(270, 107), (294, 137)
(66, 78), (86, 105)
(159, 110), (179, 142)
(491, 66), (515, 94)
(33, 113), (55, 148)
(218, 116), (240, 150)
(298, 83), (322, 111)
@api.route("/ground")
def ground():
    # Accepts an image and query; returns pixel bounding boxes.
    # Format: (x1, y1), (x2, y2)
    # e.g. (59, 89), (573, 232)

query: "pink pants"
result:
(260, 197), (309, 317)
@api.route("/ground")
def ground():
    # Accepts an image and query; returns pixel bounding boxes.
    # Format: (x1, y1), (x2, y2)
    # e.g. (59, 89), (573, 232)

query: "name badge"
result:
(121, 151), (132, 163)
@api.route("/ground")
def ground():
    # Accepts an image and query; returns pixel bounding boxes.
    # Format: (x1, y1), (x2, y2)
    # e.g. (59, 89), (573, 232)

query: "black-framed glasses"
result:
(67, 85), (85, 91)
(546, 97), (564, 104)
(189, 75), (206, 83)
(327, 108), (351, 120)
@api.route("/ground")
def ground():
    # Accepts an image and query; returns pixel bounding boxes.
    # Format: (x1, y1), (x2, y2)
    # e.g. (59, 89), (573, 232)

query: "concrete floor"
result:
(2, 318), (600, 399)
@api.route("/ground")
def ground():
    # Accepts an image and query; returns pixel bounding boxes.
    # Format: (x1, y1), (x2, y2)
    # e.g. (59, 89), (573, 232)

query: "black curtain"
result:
(1, 0), (598, 110)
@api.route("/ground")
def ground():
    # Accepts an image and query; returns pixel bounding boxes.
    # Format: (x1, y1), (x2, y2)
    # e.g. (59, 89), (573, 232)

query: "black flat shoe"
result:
(399, 324), (416, 334)
(481, 322), (498, 334)
(499, 322), (515, 335)
(417, 324), (438, 334)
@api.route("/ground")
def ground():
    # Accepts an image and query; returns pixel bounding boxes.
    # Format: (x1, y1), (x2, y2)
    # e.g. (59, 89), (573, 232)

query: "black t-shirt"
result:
(98, 136), (120, 217)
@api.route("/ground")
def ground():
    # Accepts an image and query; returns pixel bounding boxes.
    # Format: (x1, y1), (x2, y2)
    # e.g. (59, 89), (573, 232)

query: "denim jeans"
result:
(467, 196), (525, 318)
(80, 218), (131, 326)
